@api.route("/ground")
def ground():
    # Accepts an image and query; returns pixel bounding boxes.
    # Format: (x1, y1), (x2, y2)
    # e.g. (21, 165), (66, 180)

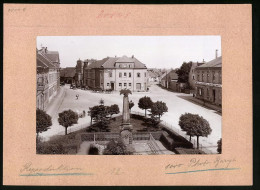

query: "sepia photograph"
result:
(36, 36), (222, 155)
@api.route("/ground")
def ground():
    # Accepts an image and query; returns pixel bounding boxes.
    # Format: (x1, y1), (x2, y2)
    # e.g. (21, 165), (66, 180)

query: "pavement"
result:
(40, 84), (221, 153)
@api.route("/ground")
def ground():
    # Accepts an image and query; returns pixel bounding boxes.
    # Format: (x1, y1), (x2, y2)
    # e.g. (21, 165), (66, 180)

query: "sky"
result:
(37, 36), (221, 69)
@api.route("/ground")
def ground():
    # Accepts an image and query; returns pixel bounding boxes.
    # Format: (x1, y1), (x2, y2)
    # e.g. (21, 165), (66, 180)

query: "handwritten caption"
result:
(8, 8), (26, 12)
(165, 156), (237, 171)
(20, 162), (82, 175)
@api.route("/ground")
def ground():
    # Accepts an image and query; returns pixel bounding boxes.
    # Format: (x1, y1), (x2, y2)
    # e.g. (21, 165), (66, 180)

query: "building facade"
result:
(84, 55), (148, 91)
(194, 56), (222, 106)
(188, 61), (204, 90)
(36, 47), (60, 110)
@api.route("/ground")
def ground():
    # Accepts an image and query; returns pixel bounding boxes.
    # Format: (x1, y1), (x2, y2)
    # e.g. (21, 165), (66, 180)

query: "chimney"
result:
(215, 49), (218, 59)
(132, 55), (134, 58)
(203, 59), (205, 63)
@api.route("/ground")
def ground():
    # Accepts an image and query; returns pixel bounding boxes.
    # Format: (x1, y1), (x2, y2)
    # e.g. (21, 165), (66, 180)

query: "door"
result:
(111, 82), (114, 90)
(213, 89), (216, 103)
(136, 83), (141, 90)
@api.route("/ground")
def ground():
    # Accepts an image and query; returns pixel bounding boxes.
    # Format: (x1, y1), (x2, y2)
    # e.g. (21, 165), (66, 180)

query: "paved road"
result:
(40, 84), (221, 153)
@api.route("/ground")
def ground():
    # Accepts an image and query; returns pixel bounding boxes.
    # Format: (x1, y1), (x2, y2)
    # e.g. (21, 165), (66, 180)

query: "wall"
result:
(103, 68), (148, 91)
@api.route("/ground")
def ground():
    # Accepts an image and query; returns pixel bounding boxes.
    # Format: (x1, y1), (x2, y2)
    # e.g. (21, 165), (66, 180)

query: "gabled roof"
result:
(37, 53), (56, 69)
(161, 70), (178, 81)
(197, 56), (222, 68)
(115, 55), (133, 63)
(45, 51), (60, 63)
(60, 67), (76, 78)
(147, 70), (158, 78)
(86, 56), (146, 69)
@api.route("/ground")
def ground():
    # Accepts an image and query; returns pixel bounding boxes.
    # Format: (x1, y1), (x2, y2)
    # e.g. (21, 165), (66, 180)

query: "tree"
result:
(108, 104), (120, 118)
(58, 109), (78, 135)
(179, 113), (212, 149)
(88, 105), (100, 125)
(103, 139), (132, 155)
(179, 113), (194, 141)
(176, 62), (192, 84)
(129, 100), (134, 112)
(150, 101), (168, 121)
(92, 105), (110, 130)
(217, 138), (222, 154)
(138, 96), (153, 117)
(36, 109), (52, 142)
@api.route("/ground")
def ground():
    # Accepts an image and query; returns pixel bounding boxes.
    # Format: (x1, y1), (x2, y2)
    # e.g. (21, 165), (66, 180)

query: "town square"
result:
(36, 36), (222, 155)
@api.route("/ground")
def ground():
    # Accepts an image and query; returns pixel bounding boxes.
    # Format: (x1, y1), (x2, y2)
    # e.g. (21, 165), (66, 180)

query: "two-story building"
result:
(194, 56), (222, 106)
(84, 55), (148, 91)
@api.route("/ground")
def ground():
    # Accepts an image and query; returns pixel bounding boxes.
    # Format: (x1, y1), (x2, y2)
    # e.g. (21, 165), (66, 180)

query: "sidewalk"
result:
(46, 86), (66, 116)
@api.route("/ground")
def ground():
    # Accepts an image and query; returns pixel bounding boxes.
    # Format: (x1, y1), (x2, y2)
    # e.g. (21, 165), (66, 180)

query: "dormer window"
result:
(137, 73), (141, 77)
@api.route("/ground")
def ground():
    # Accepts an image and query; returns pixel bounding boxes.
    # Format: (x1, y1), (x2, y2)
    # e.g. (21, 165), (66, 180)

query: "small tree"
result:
(129, 100), (134, 112)
(103, 139), (132, 155)
(58, 109), (78, 135)
(92, 105), (110, 130)
(138, 96), (153, 117)
(179, 113), (212, 149)
(179, 113), (194, 141)
(217, 138), (222, 154)
(108, 104), (120, 118)
(150, 101), (168, 121)
(88, 105), (100, 125)
(36, 109), (52, 142)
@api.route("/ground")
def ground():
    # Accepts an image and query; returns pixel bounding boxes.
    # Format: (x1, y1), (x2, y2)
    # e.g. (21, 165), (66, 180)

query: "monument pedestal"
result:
(120, 123), (133, 132)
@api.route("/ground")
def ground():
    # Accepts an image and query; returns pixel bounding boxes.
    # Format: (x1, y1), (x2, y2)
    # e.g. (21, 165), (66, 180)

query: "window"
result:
(207, 88), (209, 98)
(119, 83), (122, 87)
(129, 72), (131, 77)
(129, 65), (131, 68)
(119, 73), (122, 78)
(129, 83), (131, 86)
(124, 83), (127, 87)
(197, 74), (200, 81)
(109, 72), (112, 77)
(107, 83), (110, 86)
(219, 71), (221, 83)
(137, 73), (141, 77)
(124, 72), (127, 77)
(202, 72), (204, 82)
(145, 72), (147, 77)
(192, 76), (195, 80)
(207, 72), (210, 82)
(212, 71), (215, 81)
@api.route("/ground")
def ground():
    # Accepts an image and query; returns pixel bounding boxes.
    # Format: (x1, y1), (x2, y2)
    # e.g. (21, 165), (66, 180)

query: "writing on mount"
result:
(97, 10), (131, 19)
(8, 8), (26, 12)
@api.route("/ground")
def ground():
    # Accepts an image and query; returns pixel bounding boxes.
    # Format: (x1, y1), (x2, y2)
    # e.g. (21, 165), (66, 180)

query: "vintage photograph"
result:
(36, 36), (222, 155)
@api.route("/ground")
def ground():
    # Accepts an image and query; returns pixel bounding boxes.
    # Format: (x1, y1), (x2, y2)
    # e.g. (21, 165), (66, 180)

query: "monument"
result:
(120, 89), (133, 145)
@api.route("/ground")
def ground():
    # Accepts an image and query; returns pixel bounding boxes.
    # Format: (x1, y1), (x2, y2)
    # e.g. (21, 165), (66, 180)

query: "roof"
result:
(161, 70), (178, 81)
(147, 70), (158, 78)
(197, 56), (222, 68)
(45, 51), (60, 63)
(87, 56), (146, 69)
(37, 53), (56, 69)
(60, 67), (76, 78)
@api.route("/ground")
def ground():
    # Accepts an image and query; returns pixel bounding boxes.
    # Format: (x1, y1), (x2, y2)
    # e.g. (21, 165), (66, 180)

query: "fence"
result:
(131, 111), (213, 153)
